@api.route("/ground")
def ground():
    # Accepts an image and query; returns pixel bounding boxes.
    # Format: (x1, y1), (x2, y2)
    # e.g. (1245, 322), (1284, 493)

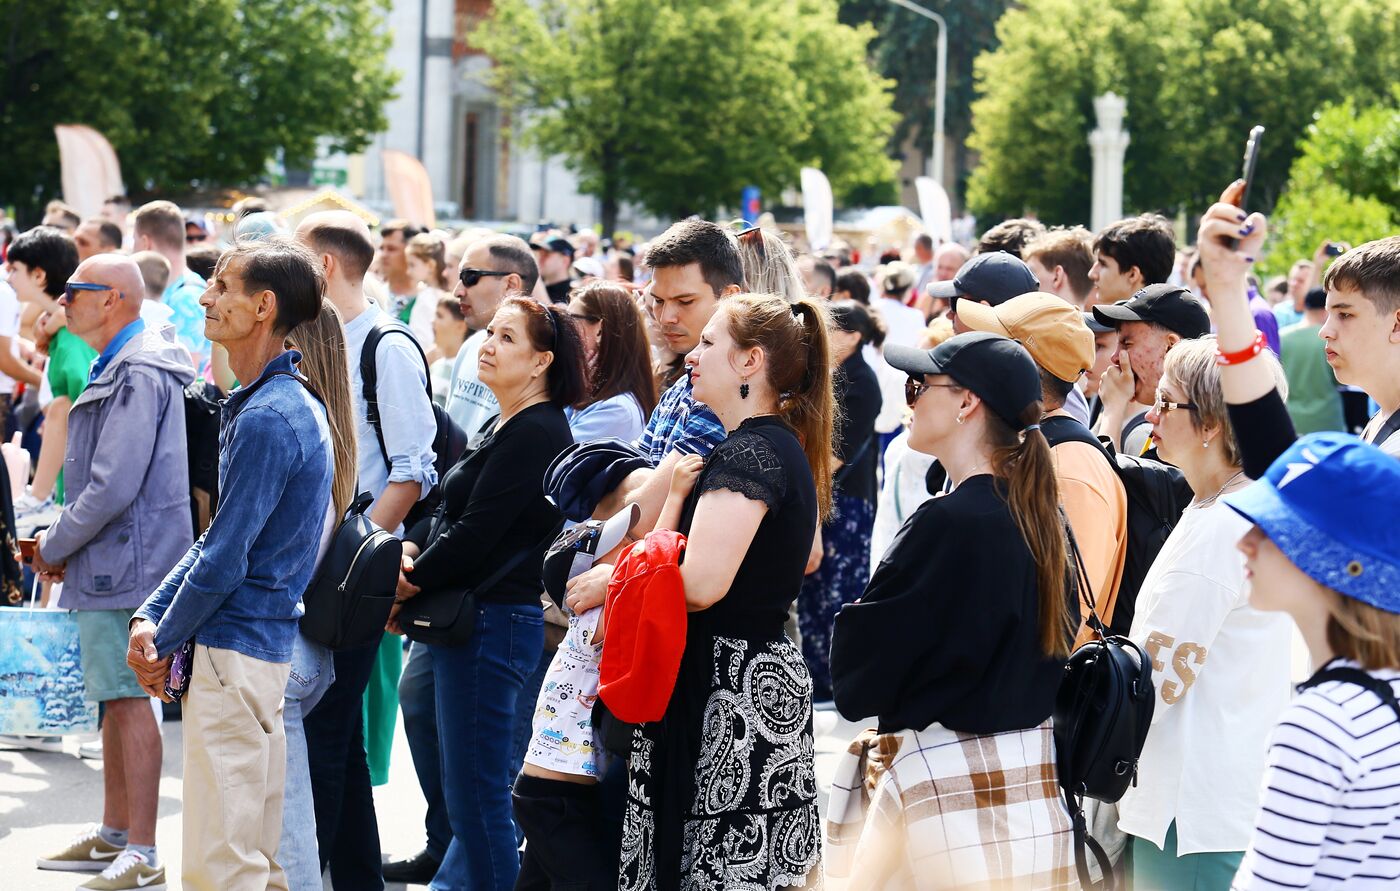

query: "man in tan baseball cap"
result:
(958, 292), (1129, 638)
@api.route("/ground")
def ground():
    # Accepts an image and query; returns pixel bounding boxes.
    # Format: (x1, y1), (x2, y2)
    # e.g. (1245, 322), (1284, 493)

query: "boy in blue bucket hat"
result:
(1195, 182), (1400, 890)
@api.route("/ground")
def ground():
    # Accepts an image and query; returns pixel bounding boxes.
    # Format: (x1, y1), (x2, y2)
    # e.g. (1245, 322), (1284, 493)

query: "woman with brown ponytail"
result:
(619, 292), (832, 890)
(826, 331), (1077, 891)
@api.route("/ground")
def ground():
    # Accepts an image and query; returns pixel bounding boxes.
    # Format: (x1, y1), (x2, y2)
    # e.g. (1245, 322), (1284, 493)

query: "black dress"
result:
(619, 416), (823, 890)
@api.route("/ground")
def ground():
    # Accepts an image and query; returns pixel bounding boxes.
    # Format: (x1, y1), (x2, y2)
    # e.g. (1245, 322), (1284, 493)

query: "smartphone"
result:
(1225, 125), (1265, 248)
(17, 537), (36, 561)
(163, 639), (196, 701)
(1324, 242), (1346, 257)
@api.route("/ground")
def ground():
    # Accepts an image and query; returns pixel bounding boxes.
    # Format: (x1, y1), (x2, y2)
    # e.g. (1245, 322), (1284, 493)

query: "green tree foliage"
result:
(1262, 94), (1400, 275)
(0, 0), (396, 220)
(471, 0), (899, 235)
(838, 0), (1010, 186)
(965, 0), (1397, 226)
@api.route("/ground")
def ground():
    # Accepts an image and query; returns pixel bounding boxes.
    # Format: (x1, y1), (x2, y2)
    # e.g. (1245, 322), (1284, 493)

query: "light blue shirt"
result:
(565, 392), (647, 445)
(163, 268), (209, 367)
(343, 304), (439, 535)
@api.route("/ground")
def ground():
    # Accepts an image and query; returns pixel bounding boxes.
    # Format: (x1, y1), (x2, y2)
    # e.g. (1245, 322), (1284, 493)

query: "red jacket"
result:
(599, 530), (688, 723)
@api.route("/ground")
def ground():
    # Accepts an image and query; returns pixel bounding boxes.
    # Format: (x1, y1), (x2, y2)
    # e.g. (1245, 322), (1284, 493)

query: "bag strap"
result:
(464, 518), (565, 602)
(833, 432), (875, 488)
(1301, 664), (1400, 723)
(1062, 779), (1116, 891)
(1064, 515), (1105, 640)
(1370, 409), (1400, 449)
(361, 316), (434, 473)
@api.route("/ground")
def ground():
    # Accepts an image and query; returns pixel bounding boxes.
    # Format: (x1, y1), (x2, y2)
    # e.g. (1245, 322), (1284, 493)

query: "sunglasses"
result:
(186, 233), (208, 243)
(1152, 391), (1197, 416)
(459, 267), (511, 288)
(61, 282), (118, 304)
(904, 377), (961, 407)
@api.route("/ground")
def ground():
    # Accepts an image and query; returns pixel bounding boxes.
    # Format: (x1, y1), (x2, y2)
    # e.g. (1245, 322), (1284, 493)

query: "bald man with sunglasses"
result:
(33, 254), (195, 890)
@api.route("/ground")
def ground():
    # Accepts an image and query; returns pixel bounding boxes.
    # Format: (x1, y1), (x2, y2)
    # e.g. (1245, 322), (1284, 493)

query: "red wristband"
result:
(1216, 329), (1267, 366)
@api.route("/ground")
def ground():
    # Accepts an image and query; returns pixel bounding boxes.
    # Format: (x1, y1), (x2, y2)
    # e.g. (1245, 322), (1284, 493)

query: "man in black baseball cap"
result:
(927, 252), (1040, 334)
(530, 234), (576, 304)
(1091, 283), (1211, 453)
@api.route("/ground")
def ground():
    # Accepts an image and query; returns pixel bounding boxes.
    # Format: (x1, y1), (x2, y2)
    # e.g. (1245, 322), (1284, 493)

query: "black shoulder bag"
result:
(1053, 526), (1157, 891)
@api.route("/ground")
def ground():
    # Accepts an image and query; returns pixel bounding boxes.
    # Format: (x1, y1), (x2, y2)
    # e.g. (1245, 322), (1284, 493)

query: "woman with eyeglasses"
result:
(1114, 336), (1296, 890)
(391, 296), (586, 891)
(827, 331), (1077, 890)
(565, 280), (658, 443)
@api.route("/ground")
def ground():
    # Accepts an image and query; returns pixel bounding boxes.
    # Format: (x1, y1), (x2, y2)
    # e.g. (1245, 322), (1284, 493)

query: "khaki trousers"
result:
(183, 644), (293, 891)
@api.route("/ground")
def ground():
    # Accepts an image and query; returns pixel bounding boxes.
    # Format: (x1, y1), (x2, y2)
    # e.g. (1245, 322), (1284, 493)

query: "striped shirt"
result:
(1232, 661), (1400, 889)
(634, 373), (726, 466)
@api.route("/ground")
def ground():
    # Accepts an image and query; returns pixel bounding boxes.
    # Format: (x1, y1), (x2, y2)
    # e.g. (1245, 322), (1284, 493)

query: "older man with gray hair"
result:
(32, 253), (195, 891)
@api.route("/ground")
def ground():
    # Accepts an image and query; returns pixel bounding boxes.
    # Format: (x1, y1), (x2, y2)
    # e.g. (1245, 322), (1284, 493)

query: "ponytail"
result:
(787, 298), (835, 520)
(287, 301), (359, 519)
(722, 293), (837, 521)
(988, 406), (1072, 659)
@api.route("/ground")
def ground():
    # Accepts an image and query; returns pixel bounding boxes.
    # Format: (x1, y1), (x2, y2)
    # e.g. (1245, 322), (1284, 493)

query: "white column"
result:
(1089, 92), (1130, 231)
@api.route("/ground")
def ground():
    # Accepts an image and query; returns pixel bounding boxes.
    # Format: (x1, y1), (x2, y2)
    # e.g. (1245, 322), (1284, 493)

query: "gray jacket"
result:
(43, 324), (196, 610)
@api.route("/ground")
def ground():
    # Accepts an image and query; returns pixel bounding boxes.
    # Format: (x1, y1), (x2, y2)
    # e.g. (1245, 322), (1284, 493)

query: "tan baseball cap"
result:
(954, 291), (1094, 383)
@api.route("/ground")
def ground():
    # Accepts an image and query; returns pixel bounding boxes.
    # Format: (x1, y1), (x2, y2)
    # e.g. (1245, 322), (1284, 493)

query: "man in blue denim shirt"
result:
(128, 237), (333, 891)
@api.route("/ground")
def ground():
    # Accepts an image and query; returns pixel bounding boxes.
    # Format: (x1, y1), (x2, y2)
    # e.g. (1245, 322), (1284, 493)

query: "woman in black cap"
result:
(826, 330), (1076, 890)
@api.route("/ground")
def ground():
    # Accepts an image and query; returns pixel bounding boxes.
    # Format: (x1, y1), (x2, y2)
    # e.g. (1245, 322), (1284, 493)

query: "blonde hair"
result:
(722, 293), (836, 519)
(1162, 335), (1287, 467)
(287, 301), (358, 518)
(1328, 596), (1400, 670)
(736, 227), (807, 303)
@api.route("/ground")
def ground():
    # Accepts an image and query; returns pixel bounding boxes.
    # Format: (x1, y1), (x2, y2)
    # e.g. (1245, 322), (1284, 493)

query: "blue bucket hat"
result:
(1223, 432), (1400, 612)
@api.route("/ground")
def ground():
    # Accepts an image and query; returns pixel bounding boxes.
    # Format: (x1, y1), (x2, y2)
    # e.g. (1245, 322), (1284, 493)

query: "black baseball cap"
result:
(530, 235), (575, 257)
(885, 332), (1041, 429)
(927, 252), (1039, 306)
(1091, 283), (1211, 339)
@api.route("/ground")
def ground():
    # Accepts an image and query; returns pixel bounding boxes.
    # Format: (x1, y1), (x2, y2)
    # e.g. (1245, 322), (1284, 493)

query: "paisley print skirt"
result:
(620, 634), (824, 890)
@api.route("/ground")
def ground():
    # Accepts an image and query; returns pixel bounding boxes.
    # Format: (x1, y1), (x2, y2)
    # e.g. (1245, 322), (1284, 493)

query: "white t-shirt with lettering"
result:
(445, 329), (499, 446)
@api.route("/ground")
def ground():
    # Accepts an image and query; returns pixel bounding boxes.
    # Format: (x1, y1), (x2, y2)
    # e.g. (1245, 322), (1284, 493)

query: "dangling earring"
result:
(956, 414), (964, 425)
(1203, 439), (1210, 448)
(740, 379), (750, 400)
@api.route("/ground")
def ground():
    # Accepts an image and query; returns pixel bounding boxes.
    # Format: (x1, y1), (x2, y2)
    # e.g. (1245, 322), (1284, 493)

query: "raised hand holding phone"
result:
(1199, 181), (1275, 404)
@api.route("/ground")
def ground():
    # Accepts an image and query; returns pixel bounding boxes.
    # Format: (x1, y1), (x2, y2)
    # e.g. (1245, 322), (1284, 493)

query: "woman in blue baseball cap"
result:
(1198, 184), (1400, 889)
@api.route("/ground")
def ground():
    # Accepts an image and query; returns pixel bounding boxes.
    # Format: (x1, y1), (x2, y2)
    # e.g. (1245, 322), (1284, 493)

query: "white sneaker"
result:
(14, 491), (60, 537)
(0, 733), (65, 753)
(79, 739), (104, 760)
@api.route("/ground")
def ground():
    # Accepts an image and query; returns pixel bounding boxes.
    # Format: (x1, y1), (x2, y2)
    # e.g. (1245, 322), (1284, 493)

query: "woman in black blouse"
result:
(828, 331), (1077, 890)
(392, 296), (585, 891)
(799, 299), (884, 702)
(619, 292), (835, 890)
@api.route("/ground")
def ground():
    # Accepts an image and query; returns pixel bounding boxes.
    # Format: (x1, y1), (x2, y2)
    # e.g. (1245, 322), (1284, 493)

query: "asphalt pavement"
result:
(1, 704), (865, 890)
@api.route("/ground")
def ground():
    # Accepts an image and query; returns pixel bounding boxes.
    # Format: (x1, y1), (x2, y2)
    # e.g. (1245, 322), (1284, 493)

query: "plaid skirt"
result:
(824, 720), (1074, 891)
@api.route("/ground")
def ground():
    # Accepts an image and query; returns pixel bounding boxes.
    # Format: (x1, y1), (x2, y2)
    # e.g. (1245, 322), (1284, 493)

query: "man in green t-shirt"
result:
(44, 324), (100, 503)
(1280, 287), (1345, 435)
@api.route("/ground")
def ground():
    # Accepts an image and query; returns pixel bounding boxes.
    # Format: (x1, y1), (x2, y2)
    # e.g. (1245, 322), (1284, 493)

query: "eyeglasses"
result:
(1152, 391), (1197, 415)
(61, 282), (118, 304)
(569, 312), (599, 324)
(905, 377), (961, 406)
(459, 267), (511, 288)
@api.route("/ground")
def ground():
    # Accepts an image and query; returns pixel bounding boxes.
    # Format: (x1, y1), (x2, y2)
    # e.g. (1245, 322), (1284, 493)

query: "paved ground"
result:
(0, 705), (865, 890)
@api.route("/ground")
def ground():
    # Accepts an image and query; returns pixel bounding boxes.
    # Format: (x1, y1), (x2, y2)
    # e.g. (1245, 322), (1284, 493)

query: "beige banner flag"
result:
(381, 150), (436, 230)
(54, 125), (125, 219)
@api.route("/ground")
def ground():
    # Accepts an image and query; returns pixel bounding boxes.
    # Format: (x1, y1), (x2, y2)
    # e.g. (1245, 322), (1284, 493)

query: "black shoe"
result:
(382, 849), (442, 885)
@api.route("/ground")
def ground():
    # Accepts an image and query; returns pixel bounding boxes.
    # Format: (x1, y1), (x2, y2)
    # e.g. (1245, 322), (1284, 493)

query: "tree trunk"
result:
(601, 193), (619, 242)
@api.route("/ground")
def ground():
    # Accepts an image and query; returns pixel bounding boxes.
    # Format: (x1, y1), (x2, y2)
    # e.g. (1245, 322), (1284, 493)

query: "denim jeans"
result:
(304, 641), (384, 890)
(278, 632), (335, 891)
(510, 644), (554, 781)
(429, 602), (544, 891)
(399, 641), (452, 861)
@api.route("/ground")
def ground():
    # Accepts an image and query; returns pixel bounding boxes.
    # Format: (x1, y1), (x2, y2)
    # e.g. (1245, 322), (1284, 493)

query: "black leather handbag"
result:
(400, 522), (563, 647)
(1053, 527), (1156, 890)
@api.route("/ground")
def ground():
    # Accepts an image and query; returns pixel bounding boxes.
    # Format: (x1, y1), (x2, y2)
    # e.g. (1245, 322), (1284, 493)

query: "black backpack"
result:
(184, 380), (224, 535)
(299, 492), (403, 651)
(360, 316), (468, 530)
(1054, 530), (1156, 891)
(1041, 415), (1194, 636)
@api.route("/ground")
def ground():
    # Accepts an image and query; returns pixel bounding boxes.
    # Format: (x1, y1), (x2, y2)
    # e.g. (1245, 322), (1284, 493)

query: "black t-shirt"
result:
(830, 474), (1074, 734)
(834, 352), (881, 505)
(406, 402), (573, 604)
(546, 279), (573, 305)
(679, 416), (818, 638)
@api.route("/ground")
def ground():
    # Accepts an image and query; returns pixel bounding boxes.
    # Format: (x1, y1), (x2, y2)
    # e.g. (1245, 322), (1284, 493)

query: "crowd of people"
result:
(1, 185), (1397, 891)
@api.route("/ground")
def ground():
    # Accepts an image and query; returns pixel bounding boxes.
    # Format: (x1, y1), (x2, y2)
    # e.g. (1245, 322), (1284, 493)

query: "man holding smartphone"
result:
(31, 253), (195, 891)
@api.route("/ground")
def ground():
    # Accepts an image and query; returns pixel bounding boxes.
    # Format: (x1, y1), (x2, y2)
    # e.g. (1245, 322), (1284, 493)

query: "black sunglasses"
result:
(904, 377), (961, 407)
(459, 268), (511, 288)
